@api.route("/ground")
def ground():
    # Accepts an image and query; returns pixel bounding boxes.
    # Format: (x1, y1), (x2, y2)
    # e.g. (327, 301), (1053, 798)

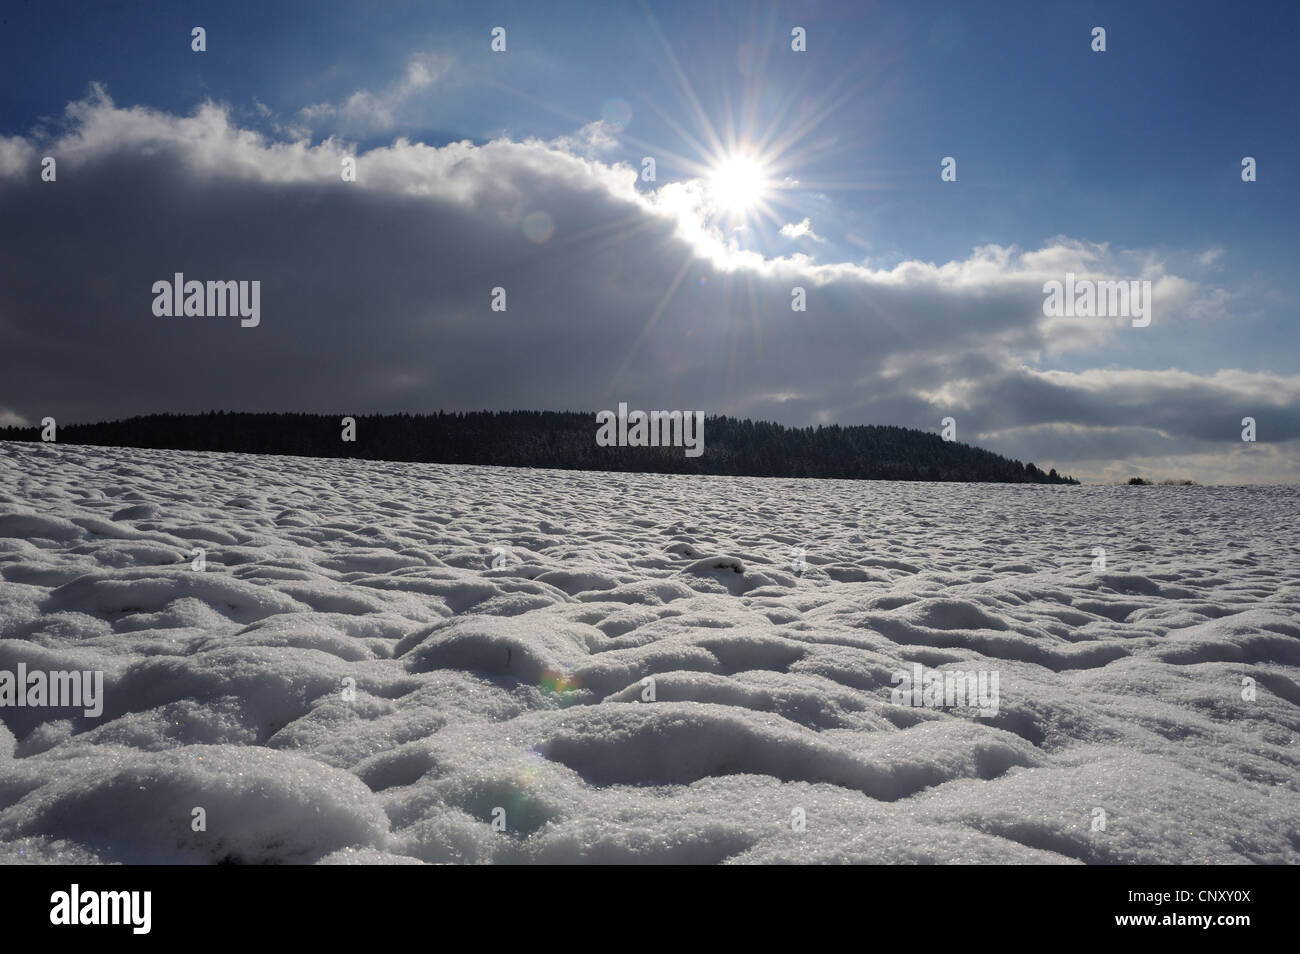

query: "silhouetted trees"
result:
(0, 411), (1080, 483)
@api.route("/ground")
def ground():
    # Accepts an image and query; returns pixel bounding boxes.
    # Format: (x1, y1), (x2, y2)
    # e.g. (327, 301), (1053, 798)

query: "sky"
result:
(0, 0), (1296, 483)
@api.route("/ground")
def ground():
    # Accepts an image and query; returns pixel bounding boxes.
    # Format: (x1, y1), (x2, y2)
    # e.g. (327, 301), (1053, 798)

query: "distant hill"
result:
(0, 411), (1079, 483)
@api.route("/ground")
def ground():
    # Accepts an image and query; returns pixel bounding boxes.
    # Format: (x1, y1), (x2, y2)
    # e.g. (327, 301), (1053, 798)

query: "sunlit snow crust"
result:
(1, 441), (1296, 864)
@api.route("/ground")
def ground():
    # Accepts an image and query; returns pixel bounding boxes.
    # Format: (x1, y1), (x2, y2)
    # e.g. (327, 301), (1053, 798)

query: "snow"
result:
(0, 440), (1296, 864)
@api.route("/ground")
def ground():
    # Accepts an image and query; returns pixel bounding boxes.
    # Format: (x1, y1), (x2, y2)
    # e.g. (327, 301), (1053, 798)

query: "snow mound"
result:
(0, 745), (389, 864)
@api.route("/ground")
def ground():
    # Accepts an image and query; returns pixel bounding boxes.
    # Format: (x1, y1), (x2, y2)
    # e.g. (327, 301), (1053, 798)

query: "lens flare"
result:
(522, 210), (554, 243)
(539, 668), (581, 704)
(600, 98), (633, 132)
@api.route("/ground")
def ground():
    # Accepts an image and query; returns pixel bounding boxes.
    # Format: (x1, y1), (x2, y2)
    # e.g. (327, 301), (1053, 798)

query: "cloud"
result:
(298, 52), (453, 135)
(0, 89), (1290, 484)
(779, 217), (824, 242)
(0, 407), (28, 427)
(547, 121), (621, 158)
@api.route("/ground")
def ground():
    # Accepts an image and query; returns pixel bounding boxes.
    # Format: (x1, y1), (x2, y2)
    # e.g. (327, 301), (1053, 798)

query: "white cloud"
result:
(547, 120), (621, 158)
(298, 52), (453, 135)
(779, 217), (824, 242)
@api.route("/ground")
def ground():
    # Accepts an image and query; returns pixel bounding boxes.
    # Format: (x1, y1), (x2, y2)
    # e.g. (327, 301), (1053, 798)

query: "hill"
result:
(0, 411), (1079, 483)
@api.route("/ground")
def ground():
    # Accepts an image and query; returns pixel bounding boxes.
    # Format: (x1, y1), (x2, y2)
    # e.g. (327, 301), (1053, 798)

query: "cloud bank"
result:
(0, 88), (1294, 483)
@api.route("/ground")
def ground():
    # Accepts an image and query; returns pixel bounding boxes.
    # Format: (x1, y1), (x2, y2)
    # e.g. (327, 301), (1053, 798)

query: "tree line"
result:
(0, 411), (1079, 483)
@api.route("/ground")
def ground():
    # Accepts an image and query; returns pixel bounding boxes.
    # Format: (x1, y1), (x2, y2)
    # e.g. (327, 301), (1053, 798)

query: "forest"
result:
(0, 411), (1080, 484)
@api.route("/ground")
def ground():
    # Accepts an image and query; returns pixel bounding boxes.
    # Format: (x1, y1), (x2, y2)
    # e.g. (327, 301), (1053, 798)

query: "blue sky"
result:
(6, 1), (1295, 269)
(0, 0), (1297, 481)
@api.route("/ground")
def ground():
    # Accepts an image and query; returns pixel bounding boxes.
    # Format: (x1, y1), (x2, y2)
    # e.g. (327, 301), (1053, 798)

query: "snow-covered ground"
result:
(0, 440), (1296, 864)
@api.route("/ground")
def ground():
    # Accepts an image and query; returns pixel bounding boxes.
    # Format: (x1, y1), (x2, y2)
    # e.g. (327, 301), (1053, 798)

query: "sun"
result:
(708, 154), (769, 213)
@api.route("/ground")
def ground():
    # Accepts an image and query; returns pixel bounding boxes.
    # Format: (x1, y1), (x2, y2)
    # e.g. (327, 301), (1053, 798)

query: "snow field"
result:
(0, 440), (1297, 863)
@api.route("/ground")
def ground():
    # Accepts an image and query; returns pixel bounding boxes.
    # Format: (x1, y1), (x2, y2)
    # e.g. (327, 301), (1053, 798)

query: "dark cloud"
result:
(0, 92), (1294, 483)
